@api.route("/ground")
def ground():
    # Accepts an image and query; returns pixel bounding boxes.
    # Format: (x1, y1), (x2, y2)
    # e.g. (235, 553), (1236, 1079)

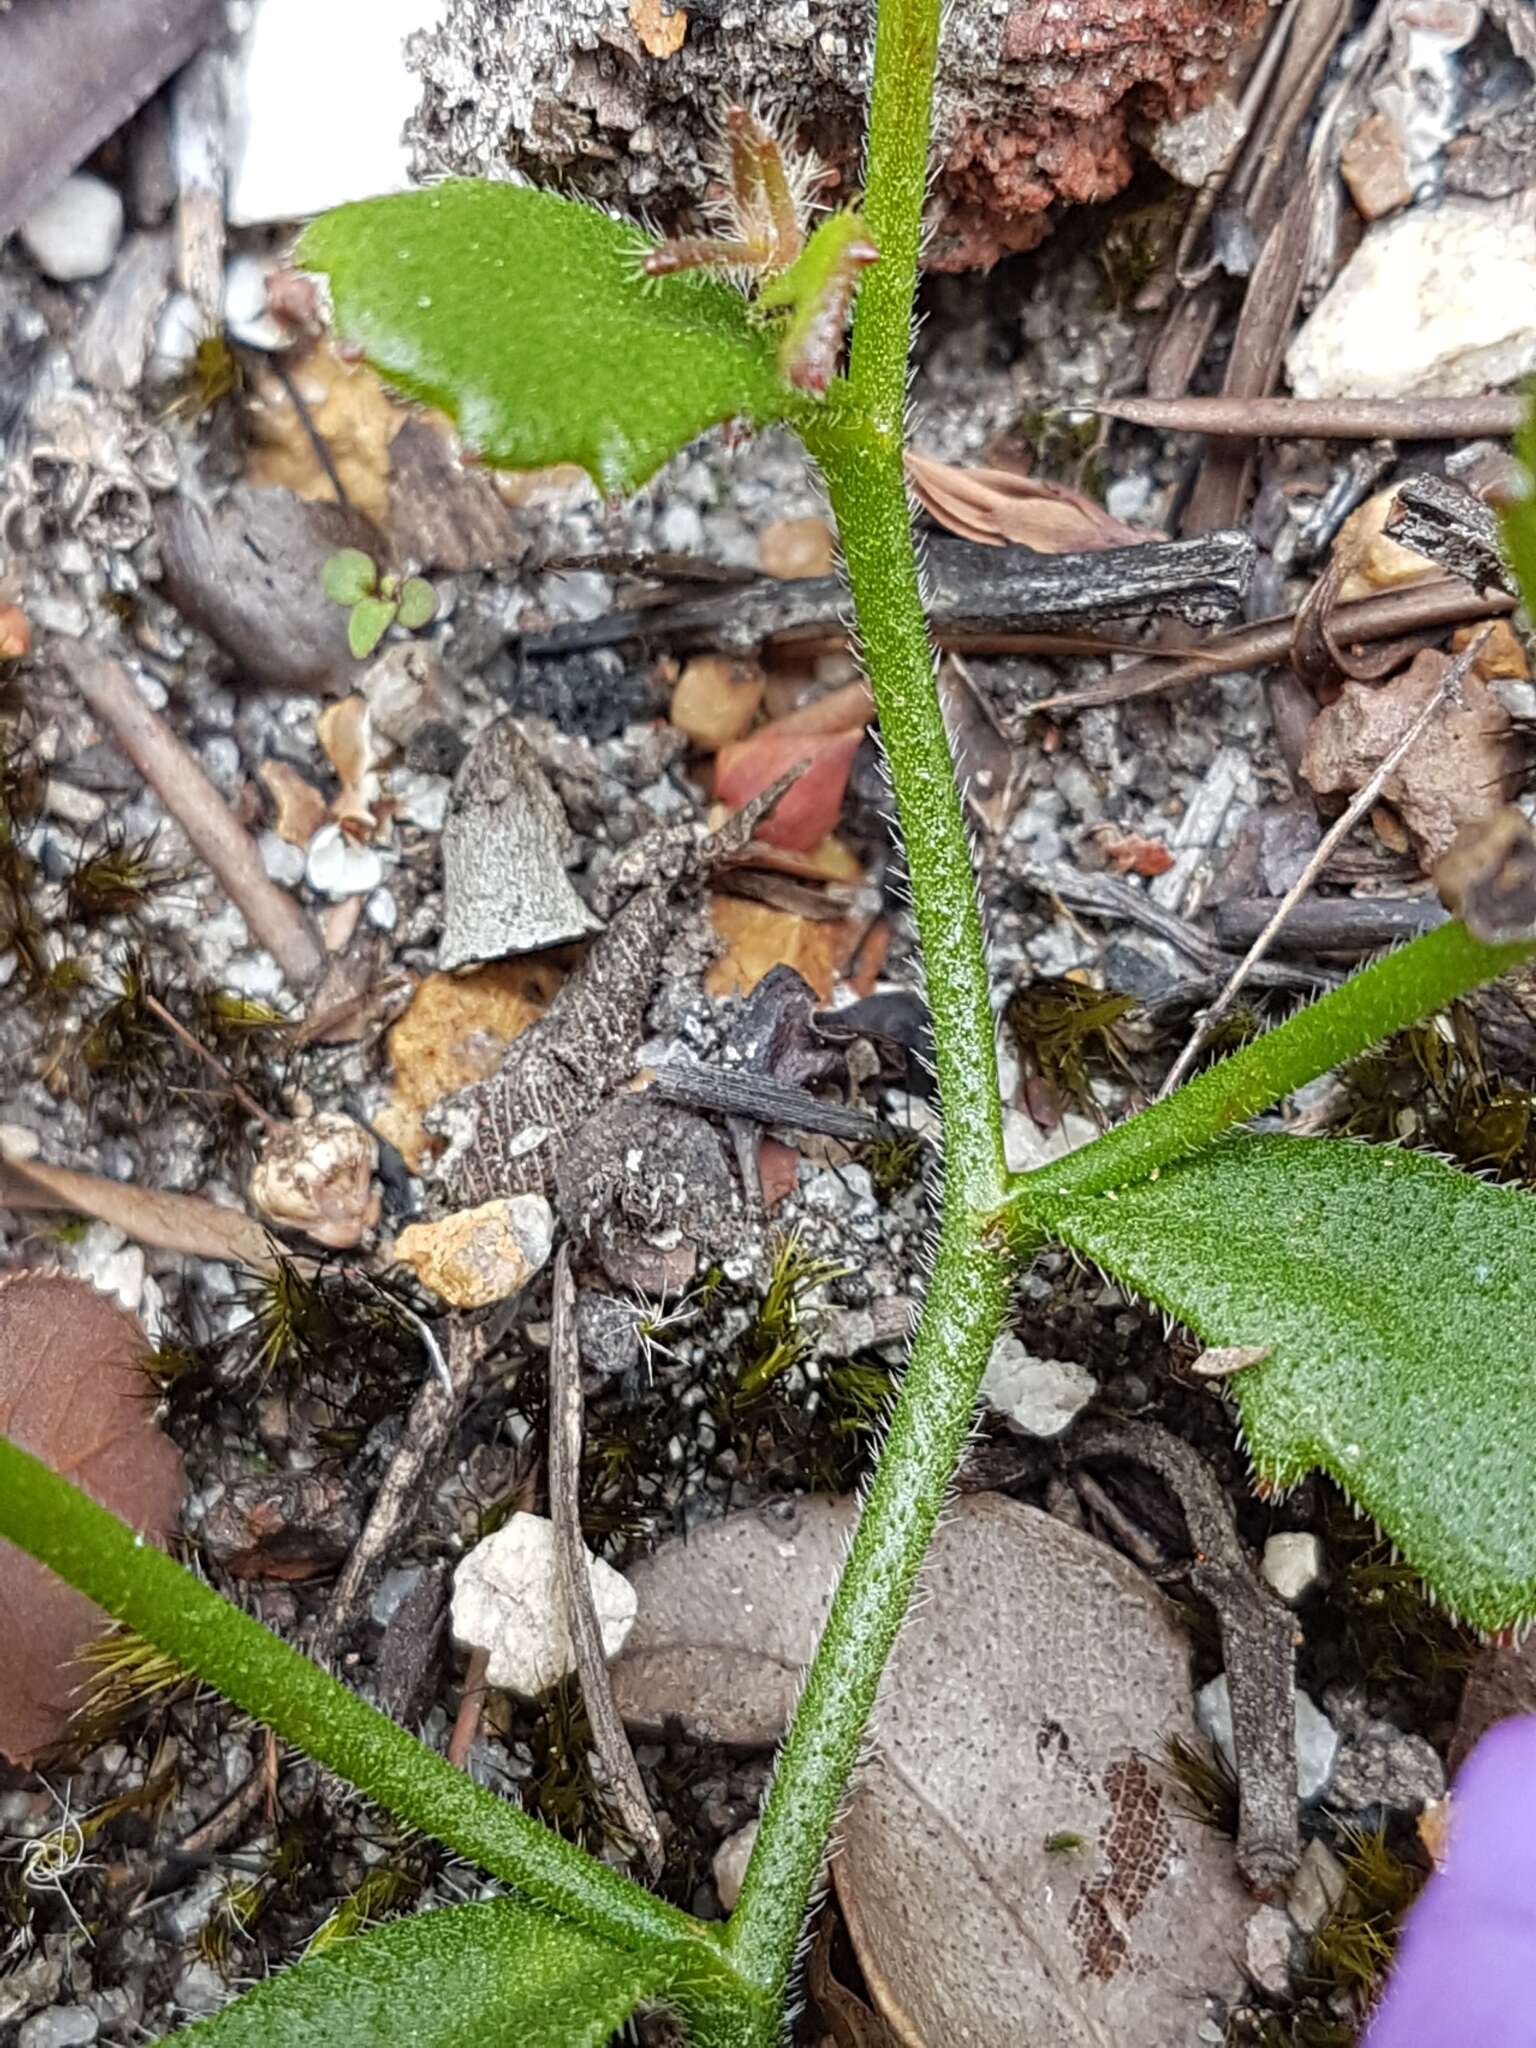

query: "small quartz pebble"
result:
(451, 1511), (637, 1697)
(1263, 1531), (1325, 1606)
(981, 1332), (1095, 1439)
(223, 251), (287, 351)
(306, 821), (384, 899)
(1339, 111), (1412, 222)
(712, 1818), (759, 1912)
(1148, 93), (1241, 189)
(1198, 1673), (1339, 1804)
(18, 2007), (99, 2048)
(759, 515), (836, 580)
(1243, 1903), (1298, 2000)
(1287, 194), (1536, 399)
(393, 1194), (554, 1309)
(670, 654), (765, 750)
(249, 1112), (380, 1249)
(1288, 1837), (1348, 1936)
(20, 173), (124, 281)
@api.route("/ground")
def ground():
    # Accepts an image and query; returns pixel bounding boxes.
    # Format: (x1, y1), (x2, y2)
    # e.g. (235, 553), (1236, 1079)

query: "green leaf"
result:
(160, 1897), (662, 2048)
(348, 595), (396, 659)
(297, 183), (802, 499)
(395, 576), (438, 630)
(1039, 1133), (1536, 1631)
(323, 547), (377, 605)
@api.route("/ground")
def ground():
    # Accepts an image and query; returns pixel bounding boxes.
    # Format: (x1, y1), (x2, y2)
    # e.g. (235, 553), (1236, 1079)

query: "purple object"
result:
(1363, 1716), (1536, 2048)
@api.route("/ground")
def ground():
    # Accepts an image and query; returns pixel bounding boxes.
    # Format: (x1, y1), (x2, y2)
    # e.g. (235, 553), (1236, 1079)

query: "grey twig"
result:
(1016, 864), (1336, 995)
(515, 530), (1256, 657)
(549, 1243), (664, 1877)
(1031, 578), (1512, 716)
(58, 646), (325, 989)
(1212, 895), (1446, 953)
(1384, 475), (1515, 597)
(1099, 394), (1525, 441)
(1073, 1420), (1300, 1893)
(650, 1061), (915, 1145)
(1157, 637), (1480, 1098)
(313, 1319), (489, 1663)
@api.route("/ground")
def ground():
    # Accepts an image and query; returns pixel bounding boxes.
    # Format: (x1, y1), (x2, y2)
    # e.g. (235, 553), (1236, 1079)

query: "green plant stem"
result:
(849, 0), (941, 433)
(0, 1440), (756, 2029)
(726, 1222), (1015, 2002)
(1004, 921), (1535, 1232)
(729, 0), (1016, 1994)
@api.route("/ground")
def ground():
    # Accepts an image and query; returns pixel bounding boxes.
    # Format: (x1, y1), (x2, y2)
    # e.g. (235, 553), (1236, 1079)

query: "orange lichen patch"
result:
(706, 896), (862, 1004)
(630, 0), (688, 56)
(376, 960), (566, 1169)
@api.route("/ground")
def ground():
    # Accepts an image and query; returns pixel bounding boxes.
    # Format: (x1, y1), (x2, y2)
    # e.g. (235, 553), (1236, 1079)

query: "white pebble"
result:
(364, 886), (398, 931)
(1287, 195), (1536, 399)
(981, 1333), (1095, 1438)
(20, 174), (123, 283)
(258, 829), (307, 886)
(305, 821), (384, 899)
(223, 251), (286, 350)
(451, 1513), (637, 1696)
(1262, 1532), (1325, 1606)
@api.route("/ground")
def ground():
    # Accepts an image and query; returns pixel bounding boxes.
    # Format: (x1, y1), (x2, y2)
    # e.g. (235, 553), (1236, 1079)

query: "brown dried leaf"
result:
(613, 1494), (1247, 2045)
(317, 693), (382, 839)
(1301, 646), (1521, 863)
(705, 897), (864, 1004)
(0, 1272), (186, 1763)
(258, 758), (329, 847)
(0, 1147), (277, 1272)
(905, 449), (1154, 554)
(714, 728), (862, 852)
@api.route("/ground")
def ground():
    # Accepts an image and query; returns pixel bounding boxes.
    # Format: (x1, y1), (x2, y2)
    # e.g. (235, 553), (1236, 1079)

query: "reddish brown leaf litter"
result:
(0, 1272), (185, 1764)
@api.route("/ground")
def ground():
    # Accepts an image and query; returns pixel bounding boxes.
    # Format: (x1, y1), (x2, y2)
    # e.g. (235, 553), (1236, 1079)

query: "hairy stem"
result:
(726, 1224), (1014, 1997)
(1004, 921), (1536, 1232)
(0, 1441), (752, 2022)
(849, 0), (941, 433)
(729, 0), (1015, 1995)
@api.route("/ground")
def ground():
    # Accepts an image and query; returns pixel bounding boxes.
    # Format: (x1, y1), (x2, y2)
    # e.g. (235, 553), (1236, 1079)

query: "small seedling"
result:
(323, 547), (437, 659)
(78, 1624), (196, 1737)
(733, 1233), (845, 1403)
(1161, 1732), (1239, 1840)
(1005, 977), (1136, 1116)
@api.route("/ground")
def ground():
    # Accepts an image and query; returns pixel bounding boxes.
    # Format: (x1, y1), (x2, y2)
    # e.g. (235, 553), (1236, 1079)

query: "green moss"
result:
(1005, 978), (1135, 1117)
(1160, 1732), (1238, 1839)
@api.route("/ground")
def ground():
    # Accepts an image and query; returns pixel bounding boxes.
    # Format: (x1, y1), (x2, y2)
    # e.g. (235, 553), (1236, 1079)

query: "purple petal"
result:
(1363, 1716), (1536, 2048)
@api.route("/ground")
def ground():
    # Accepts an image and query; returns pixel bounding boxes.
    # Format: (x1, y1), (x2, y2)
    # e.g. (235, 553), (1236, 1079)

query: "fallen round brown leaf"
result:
(0, 1272), (186, 1764)
(612, 1493), (1249, 2044)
